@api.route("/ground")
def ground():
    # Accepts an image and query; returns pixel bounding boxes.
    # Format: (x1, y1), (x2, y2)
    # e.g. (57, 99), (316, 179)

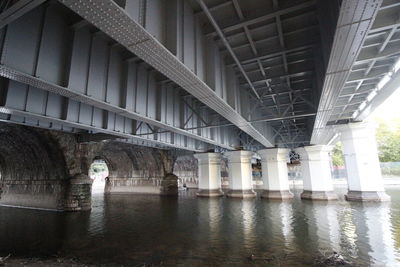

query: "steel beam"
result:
(197, 0), (260, 100)
(0, 64), (234, 149)
(58, 0), (274, 148)
(0, 0), (46, 29)
(205, 0), (316, 37)
(0, 106), (203, 152)
(184, 113), (316, 130)
(311, 0), (383, 145)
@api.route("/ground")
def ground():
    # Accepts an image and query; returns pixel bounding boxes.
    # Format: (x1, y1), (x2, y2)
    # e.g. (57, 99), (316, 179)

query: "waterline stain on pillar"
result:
(224, 150), (257, 198)
(258, 148), (294, 200)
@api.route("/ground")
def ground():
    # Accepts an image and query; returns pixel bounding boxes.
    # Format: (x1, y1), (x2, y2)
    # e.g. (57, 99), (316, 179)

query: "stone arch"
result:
(0, 123), (94, 211)
(174, 154), (198, 188)
(0, 124), (69, 209)
(95, 143), (178, 195)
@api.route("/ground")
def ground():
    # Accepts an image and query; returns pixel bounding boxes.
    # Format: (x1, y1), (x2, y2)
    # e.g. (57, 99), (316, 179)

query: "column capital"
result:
(339, 121), (377, 131)
(224, 150), (254, 162)
(194, 152), (221, 161)
(297, 145), (333, 161)
(258, 148), (289, 162)
(339, 121), (377, 141)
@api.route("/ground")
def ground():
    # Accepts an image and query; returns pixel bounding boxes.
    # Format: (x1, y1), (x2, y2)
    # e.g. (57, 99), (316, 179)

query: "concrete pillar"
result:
(224, 150), (256, 198)
(258, 148), (293, 199)
(194, 153), (223, 197)
(298, 145), (338, 200)
(340, 122), (390, 201)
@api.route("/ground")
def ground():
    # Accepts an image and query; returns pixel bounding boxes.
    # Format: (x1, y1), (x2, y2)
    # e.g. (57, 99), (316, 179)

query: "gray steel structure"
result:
(0, 0), (399, 152)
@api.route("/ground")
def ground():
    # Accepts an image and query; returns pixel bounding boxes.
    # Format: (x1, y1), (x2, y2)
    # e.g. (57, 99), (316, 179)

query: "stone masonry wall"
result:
(0, 123), (188, 211)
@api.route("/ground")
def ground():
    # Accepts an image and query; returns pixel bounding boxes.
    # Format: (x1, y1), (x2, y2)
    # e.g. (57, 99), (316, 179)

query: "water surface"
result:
(1, 186), (400, 266)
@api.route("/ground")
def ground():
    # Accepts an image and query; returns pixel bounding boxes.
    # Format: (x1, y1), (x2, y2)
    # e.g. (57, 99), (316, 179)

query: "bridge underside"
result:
(0, 0), (398, 209)
(0, 0), (398, 151)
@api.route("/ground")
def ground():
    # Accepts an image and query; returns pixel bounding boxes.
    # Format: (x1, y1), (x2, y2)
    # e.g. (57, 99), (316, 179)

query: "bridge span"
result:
(0, 0), (399, 210)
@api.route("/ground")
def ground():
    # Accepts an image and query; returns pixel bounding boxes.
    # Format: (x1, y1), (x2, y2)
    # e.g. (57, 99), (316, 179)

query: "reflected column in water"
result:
(309, 202), (340, 253)
(194, 198), (223, 261)
(262, 201), (294, 249)
(351, 202), (398, 265)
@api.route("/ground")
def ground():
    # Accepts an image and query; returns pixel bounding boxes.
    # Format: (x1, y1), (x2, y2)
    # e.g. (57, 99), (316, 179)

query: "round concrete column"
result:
(297, 145), (338, 200)
(224, 150), (256, 198)
(339, 122), (390, 201)
(258, 148), (293, 200)
(194, 152), (223, 197)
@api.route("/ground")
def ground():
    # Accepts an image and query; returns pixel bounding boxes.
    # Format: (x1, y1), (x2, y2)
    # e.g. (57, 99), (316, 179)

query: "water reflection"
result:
(0, 188), (399, 265)
(349, 202), (397, 265)
(311, 202), (340, 252)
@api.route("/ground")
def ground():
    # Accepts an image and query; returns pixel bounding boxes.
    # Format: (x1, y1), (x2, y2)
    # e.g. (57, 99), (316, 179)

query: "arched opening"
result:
(89, 158), (109, 194)
(0, 124), (69, 210)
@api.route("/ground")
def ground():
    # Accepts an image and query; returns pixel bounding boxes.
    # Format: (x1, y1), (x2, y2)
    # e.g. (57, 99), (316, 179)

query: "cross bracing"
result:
(0, 0), (398, 151)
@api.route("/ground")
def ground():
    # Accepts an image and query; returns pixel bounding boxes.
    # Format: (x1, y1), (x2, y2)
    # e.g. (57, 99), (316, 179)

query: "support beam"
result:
(58, 0), (274, 148)
(0, 65), (233, 149)
(311, 0), (383, 145)
(0, 0), (46, 29)
(205, 0), (316, 37)
(197, 0), (261, 100)
(184, 113), (316, 130)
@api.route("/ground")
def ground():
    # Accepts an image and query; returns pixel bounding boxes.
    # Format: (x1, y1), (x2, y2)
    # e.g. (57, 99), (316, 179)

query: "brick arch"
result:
(0, 124), (69, 209)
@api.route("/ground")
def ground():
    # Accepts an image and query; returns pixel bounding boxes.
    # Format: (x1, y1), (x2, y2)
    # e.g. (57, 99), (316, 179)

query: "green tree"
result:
(376, 118), (400, 162)
(332, 142), (344, 166)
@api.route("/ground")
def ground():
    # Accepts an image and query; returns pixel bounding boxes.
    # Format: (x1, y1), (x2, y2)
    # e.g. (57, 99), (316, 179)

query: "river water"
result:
(1, 186), (400, 266)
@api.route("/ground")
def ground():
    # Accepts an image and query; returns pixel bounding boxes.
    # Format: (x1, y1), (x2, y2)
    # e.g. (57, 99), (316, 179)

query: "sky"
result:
(369, 87), (400, 121)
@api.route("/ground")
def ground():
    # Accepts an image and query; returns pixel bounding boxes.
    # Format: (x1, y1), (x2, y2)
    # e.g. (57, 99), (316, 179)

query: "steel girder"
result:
(0, 106), (204, 152)
(57, 0), (274, 148)
(0, 65), (234, 150)
(311, 0), (384, 145)
(0, 0), (46, 28)
(0, 2), (239, 151)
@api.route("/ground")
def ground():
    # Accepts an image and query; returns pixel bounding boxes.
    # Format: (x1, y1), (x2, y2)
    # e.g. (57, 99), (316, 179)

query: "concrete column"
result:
(258, 148), (293, 199)
(224, 150), (256, 198)
(194, 153), (223, 197)
(339, 122), (390, 201)
(298, 145), (338, 200)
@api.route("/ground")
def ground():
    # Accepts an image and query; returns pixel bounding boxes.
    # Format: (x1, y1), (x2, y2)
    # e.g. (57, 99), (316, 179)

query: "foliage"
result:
(331, 119), (400, 165)
(331, 142), (344, 166)
(375, 118), (400, 162)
